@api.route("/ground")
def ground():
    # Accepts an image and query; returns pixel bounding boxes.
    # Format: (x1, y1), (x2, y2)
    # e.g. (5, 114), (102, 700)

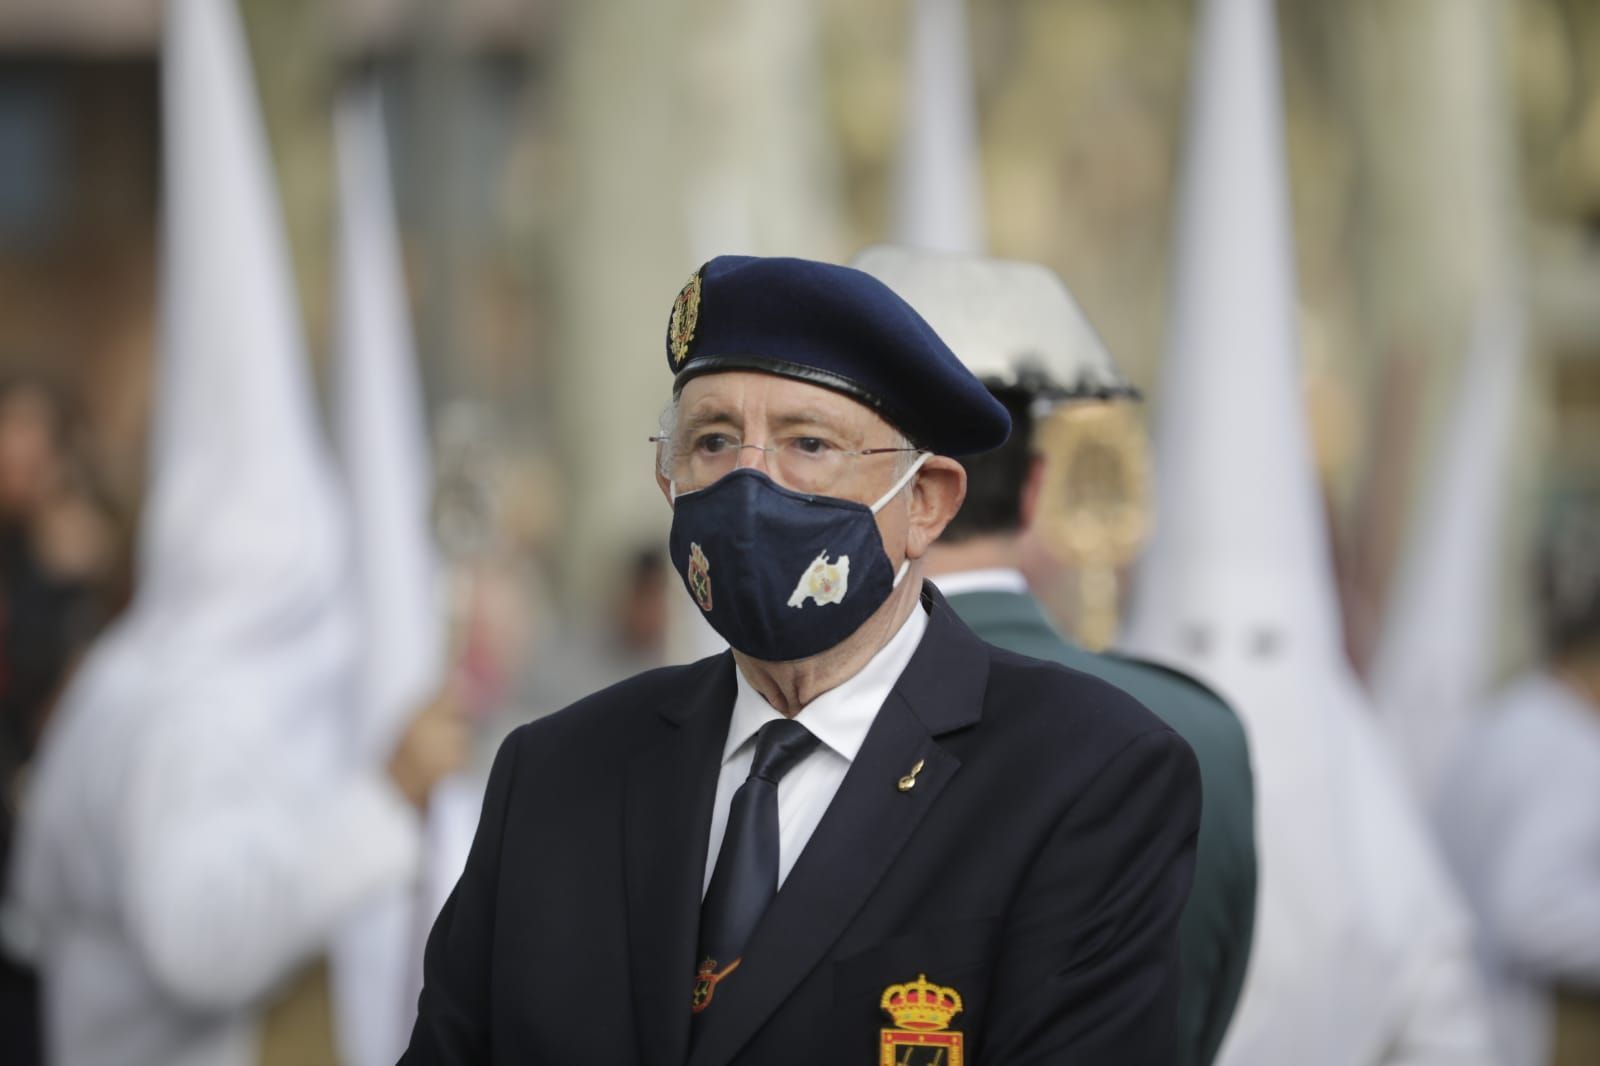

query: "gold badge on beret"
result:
(879, 974), (964, 1065)
(670, 269), (704, 367)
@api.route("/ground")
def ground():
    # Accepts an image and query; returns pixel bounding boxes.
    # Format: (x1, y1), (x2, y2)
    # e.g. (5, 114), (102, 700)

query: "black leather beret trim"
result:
(672, 354), (925, 447)
(979, 374), (1145, 404)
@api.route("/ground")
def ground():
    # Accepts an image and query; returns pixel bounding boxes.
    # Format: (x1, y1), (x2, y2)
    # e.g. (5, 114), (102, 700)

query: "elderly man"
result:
(855, 246), (1257, 1066)
(402, 255), (1200, 1066)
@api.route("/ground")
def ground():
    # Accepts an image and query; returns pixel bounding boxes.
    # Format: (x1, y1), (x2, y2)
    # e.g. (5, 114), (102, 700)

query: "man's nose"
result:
(734, 441), (771, 473)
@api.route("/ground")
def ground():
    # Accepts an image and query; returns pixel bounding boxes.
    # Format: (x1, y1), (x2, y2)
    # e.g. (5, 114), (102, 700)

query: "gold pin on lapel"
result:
(897, 759), (925, 793)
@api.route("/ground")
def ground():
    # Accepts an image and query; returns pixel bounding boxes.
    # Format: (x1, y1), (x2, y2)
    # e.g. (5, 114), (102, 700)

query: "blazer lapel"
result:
(686, 587), (991, 1066)
(625, 654), (736, 1066)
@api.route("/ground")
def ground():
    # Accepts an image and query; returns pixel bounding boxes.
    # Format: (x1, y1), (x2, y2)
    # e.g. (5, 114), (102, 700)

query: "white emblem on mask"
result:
(787, 552), (850, 607)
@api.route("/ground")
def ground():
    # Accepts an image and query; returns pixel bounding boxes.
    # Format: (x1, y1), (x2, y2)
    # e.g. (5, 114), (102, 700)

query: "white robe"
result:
(1437, 671), (1600, 1066)
(1176, 636), (1497, 1066)
(8, 616), (421, 1066)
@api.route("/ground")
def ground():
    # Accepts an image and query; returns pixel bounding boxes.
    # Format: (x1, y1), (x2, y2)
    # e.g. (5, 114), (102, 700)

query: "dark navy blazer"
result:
(401, 584), (1201, 1066)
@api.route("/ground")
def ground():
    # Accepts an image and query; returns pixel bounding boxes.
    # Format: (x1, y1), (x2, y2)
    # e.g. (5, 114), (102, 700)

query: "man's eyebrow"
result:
(768, 409), (853, 433)
(681, 406), (740, 431)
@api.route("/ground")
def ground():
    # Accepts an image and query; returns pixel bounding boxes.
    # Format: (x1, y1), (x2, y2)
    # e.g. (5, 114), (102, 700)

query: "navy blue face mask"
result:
(668, 456), (928, 662)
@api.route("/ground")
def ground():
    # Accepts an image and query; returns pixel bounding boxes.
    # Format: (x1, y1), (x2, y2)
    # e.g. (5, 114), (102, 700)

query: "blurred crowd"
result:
(0, 377), (123, 793)
(0, 377), (122, 1062)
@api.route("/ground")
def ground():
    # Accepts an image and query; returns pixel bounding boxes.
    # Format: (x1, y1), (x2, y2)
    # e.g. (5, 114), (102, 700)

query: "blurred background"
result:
(2, 0), (1598, 687)
(0, 0), (1598, 1063)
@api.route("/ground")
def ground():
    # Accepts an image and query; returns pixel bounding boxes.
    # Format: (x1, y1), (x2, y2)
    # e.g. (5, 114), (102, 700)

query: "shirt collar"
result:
(724, 602), (930, 766)
(928, 567), (1029, 598)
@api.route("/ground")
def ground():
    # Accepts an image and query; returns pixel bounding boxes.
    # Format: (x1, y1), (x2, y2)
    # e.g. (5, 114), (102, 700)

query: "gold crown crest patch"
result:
(669, 268), (703, 367)
(879, 974), (964, 1065)
(687, 542), (713, 612)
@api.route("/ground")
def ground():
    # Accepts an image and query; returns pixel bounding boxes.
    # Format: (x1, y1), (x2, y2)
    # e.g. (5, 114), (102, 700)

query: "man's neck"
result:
(733, 565), (923, 717)
(922, 534), (1021, 578)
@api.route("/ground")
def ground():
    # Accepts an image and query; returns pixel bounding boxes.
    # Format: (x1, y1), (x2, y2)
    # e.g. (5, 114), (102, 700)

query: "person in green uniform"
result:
(855, 245), (1257, 1066)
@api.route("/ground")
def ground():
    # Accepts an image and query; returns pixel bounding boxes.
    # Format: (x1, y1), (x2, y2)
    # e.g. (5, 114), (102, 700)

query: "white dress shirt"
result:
(928, 567), (1030, 598)
(1436, 670), (1600, 1066)
(703, 604), (929, 896)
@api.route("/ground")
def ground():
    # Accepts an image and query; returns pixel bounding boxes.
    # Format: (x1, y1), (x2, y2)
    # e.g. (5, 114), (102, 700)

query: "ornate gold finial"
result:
(1034, 403), (1151, 651)
(669, 269), (704, 367)
(880, 973), (964, 1031)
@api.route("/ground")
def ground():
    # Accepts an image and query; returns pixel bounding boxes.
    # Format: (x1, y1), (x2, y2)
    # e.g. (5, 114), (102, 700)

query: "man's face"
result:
(659, 371), (917, 566)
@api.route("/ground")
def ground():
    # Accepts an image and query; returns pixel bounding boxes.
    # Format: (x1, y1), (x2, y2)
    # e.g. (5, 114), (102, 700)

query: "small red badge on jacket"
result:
(690, 956), (740, 1014)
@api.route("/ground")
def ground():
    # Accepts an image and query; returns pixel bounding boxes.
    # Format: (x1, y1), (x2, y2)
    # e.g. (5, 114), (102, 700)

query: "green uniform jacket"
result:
(947, 588), (1257, 1066)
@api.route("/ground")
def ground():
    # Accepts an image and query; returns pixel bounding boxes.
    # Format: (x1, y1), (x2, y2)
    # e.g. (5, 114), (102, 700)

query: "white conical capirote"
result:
(1123, 0), (1341, 672)
(891, 0), (985, 253)
(1369, 298), (1525, 800)
(333, 82), (445, 764)
(1121, 1), (1494, 1061)
(143, 0), (350, 656)
(1365, 0), (1527, 806)
(328, 82), (448, 1066)
(11, 1), (424, 1029)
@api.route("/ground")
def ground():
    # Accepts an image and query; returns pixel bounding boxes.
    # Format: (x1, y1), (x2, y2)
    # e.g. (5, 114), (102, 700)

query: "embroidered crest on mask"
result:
(669, 269), (703, 367)
(786, 551), (850, 607)
(879, 973), (964, 1065)
(688, 542), (713, 611)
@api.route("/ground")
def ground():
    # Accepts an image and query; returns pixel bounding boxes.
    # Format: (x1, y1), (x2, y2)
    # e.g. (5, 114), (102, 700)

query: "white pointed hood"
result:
(141, 0), (351, 667)
(10, 6), (423, 1056)
(328, 82), (447, 1066)
(1122, 0), (1341, 672)
(1121, 0), (1494, 1061)
(1369, 298), (1525, 799)
(891, 0), (985, 253)
(333, 83), (445, 765)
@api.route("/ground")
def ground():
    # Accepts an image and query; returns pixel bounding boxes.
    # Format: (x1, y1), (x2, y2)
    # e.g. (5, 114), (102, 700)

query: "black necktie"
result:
(692, 718), (820, 1015)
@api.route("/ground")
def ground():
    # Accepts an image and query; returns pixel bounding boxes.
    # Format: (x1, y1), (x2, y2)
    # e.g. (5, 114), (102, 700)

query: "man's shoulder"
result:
(978, 643), (1184, 758)
(963, 646), (1201, 830)
(1096, 650), (1229, 710)
(1090, 652), (1249, 756)
(947, 586), (1244, 755)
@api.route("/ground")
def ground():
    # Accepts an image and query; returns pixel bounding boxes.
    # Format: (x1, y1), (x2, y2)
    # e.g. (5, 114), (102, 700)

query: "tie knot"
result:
(748, 719), (819, 785)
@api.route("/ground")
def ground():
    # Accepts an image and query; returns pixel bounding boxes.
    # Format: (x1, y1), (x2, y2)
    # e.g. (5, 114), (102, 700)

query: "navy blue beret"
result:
(664, 255), (1011, 456)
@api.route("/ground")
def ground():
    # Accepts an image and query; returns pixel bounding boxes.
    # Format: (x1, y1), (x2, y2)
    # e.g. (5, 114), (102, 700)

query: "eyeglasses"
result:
(650, 431), (925, 495)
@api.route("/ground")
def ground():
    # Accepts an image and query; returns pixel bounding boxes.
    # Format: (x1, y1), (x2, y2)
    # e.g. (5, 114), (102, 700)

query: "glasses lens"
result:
(658, 431), (903, 495)
(666, 430), (740, 491)
(773, 439), (845, 494)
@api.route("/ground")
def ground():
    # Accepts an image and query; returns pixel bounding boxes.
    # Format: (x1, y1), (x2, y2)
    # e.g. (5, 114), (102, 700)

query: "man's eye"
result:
(694, 433), (736, 455)
(790, 437), (832, 457)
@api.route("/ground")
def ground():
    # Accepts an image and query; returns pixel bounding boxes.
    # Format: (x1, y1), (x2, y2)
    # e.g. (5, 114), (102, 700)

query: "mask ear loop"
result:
(869, 452), (931, 589)
(870, 452), (931, 514)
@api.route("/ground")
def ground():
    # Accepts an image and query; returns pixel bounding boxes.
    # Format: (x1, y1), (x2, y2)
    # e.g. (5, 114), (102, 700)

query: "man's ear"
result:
(654, 443), (674, 507)
(1019, 451), (1045, 532)
(903, 456), (966, 560)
